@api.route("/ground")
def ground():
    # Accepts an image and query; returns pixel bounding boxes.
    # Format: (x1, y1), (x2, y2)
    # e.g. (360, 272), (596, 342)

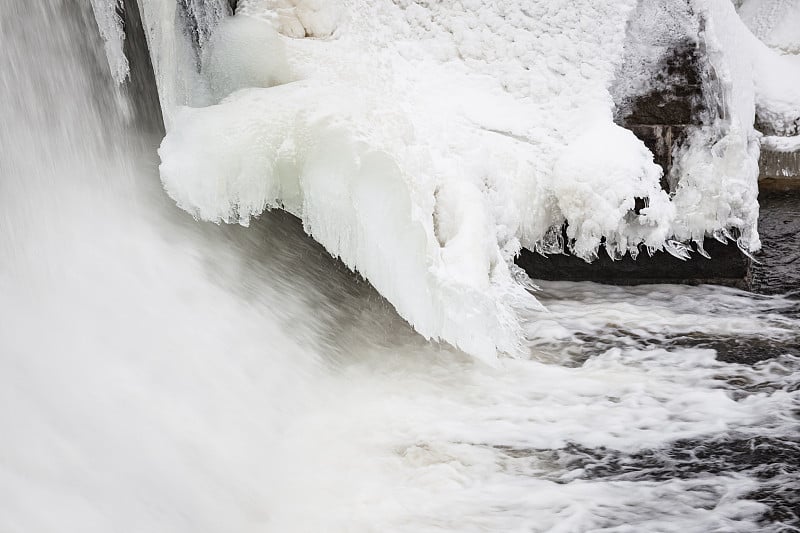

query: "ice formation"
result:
(134, 0), (233, 126)
(90, 0), (129, 84)
(116, 0), (797, 359)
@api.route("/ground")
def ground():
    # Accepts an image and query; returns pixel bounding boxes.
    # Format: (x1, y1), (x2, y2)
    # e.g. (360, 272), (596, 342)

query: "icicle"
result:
(605, 244), (625, 261)
(722, 228), (735, 242)
(664, 240), (691, 261)
(736, 238), (761, 263)
(535, 225), (565, 256)
(90, 0), (129, 84)
(712, 229), (729, 244)
(695, 240), (711, 259)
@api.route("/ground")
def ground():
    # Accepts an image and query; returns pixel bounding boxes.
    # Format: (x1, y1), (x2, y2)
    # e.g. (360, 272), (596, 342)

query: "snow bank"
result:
(762, 135), (800, 152)
(152, 0), (795, 359)
(738, 0), (800, 54)
(734, 0), (800, 135)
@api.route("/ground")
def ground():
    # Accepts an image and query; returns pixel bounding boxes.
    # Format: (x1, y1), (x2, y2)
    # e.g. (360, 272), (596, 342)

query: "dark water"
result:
(560, 190), (800, 531)
(752, 191), (800, 298)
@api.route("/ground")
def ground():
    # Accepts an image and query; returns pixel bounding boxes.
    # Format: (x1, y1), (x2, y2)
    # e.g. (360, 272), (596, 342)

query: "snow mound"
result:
(738, 0), (800, 54)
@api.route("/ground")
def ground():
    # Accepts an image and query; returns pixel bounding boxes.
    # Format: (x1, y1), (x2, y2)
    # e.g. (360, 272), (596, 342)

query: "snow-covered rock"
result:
(108, 0), (798, 359)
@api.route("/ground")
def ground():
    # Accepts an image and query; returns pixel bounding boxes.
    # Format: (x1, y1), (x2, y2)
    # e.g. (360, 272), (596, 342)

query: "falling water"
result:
(0, 2), (798, 532)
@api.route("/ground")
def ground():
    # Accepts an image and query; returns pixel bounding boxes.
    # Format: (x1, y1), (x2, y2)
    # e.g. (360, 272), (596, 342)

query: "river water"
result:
(0, 2), (798, 532)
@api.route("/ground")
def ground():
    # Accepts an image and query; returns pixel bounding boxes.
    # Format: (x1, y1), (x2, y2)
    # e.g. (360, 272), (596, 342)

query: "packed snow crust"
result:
(737, 0), (800, 54)
(143, 0), (797, 359)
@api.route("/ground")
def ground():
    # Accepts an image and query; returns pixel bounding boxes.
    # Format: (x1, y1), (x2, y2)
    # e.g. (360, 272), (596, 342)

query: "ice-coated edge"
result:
(150, 0), (799, 359)
(136, 0), (233, 128)
(159, 83), (545, 362)
(90, 0), (129, 84)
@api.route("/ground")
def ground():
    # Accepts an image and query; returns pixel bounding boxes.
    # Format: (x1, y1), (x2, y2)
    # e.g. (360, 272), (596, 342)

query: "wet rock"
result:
(516, 238), (750, 288)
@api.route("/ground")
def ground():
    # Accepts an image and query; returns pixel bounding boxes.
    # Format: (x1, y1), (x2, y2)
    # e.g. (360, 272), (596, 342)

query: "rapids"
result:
(0, 2), (797, 531)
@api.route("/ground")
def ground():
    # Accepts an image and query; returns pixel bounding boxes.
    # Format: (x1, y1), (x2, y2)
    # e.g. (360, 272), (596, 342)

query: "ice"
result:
(202, 15), (290, 102)
(4, 2), (800, 531)
(136, 0), (233, 126)
(731, 1), (800, 136)
(158, 1), (661, 359)
(180, 0), (232, 48)
(611, 0), (702, 122)
(155, 0), (797, 358)
(90, 0), (129, 84)
(160, 82), (543, 361)
(551, 121), (674, 261)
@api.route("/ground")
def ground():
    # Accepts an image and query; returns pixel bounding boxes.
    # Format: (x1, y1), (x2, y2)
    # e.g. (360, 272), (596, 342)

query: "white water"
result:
(1, 2), (798, 532)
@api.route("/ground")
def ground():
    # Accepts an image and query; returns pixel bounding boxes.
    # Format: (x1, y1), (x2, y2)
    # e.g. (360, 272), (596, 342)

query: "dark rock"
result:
(618, 40), (704, 182)
(516, 239), (750, 288)
(621, 41), (704, 127)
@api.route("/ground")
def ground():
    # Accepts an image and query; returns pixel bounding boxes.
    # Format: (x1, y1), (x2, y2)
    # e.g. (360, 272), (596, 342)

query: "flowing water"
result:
(0, 2), (798, 532)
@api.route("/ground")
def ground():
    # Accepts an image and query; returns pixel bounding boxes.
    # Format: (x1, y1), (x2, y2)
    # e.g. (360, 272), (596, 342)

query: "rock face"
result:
(620, 40), (705, 192)
(516, 239), (750, 288)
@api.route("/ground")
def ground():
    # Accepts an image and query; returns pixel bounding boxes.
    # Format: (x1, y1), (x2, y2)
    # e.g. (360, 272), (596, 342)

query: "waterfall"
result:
(0, 2), (797, 531)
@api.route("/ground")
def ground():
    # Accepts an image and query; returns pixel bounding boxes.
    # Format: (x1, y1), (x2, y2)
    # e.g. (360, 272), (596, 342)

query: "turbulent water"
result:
(0, 2), (798, 532)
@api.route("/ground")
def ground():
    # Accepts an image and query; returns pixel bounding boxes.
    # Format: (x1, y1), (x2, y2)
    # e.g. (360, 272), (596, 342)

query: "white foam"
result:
(5, 3), (799, 532)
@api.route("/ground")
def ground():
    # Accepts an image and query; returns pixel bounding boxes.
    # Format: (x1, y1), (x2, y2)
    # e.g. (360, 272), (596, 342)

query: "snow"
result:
(734, 0), (800, 135)
(153, 0), (798, 359)
(738, 0), (800, 54)
(754, 53), (800, 136)
(202, 16), (290, 102)
(762, 135), (800, 152)
(160, 0), (659, 360)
